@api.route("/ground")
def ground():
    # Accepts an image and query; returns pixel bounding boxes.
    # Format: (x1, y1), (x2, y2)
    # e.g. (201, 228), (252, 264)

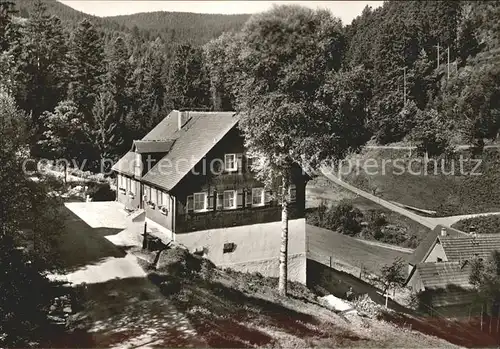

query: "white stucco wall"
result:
(146, 217), (174, 241)
(424, 241), (448, 263)
(174, 218), (307, 284)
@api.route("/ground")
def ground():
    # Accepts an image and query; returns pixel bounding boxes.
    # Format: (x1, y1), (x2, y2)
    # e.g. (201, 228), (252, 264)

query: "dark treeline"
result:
(1, 0), (499, 170)
(2, 0), (247, 169)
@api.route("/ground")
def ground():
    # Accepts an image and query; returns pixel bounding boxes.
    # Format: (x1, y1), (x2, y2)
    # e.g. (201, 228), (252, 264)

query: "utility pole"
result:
(434, 43), (440, 69)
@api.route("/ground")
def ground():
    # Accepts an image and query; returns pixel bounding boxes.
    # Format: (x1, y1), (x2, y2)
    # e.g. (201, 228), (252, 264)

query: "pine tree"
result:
(167, 43), (210, 109)
(18, 0), (68, 150)
(91, 90), (123, 168)
(126, 38), (169, 140)
(68, 18), (105, 123)
(0, 0), (15, 51)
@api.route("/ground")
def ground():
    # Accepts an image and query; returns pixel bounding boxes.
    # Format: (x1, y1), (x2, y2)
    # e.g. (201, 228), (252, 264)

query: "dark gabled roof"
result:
(133, 140), (175, 154)
(440, 234), (500, 262)
(409, 225), (468, 265)
(111, 151), (136, 176)
(140, 110), (238, 191)
(416, 261), (472, 290)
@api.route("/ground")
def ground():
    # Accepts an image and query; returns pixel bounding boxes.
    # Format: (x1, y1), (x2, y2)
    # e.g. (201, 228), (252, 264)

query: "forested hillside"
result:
(108, 12), (250, 46)
(344, 1), (500, 151)
(14, 0), (249, 45)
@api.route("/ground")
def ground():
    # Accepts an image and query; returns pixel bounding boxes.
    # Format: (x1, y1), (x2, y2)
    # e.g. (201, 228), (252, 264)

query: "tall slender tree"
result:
(91, 90), (123, 168)
(68, 18), (105, 123)
(236, 5), (366, 296)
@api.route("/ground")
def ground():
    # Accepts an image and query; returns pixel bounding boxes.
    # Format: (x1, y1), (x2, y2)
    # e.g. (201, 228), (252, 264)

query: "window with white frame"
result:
(223, 190), (236, 209)
(118, 175), (124, 189)
(193, 192), (207, 212)
(130, 180), (136, 195)
(252, 188), (265, 206)
(224, 154), (237, 171)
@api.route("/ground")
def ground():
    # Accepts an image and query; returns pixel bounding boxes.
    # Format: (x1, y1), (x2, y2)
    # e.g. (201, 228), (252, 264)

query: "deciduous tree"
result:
(236, 5), (363, 296)
(38, 100), (90, 180)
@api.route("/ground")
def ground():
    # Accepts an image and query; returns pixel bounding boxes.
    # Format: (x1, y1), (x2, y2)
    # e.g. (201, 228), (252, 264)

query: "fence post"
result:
(329, 256), (332, 268)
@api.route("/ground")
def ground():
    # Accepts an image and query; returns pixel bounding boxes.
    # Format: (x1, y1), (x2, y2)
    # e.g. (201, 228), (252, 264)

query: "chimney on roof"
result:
(469, 225), (477, 238)
(441, 227), (447, 237)
(177, 110), (190, 130)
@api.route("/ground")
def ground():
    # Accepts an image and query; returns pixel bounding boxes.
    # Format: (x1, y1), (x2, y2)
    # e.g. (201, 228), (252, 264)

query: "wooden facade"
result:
(116, 127), (308, 235)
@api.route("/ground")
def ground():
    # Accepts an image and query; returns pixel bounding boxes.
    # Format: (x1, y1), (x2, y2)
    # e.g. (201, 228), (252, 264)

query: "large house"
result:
(406, 225), (500, 315)
(112, 110), (309, 282)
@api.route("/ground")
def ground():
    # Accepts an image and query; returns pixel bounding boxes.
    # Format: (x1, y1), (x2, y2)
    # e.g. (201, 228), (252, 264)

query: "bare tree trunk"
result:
(64, 161), (67, 185)
(481, 304), (484, 332)
(278, 176), (289, 297)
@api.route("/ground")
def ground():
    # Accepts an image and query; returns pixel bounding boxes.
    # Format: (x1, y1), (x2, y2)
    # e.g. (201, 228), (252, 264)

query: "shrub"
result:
(366, 210), (388, 229)
(452, 215), (500, 234)
(86, 182), (115, 201)
(306, 201), (363, 236)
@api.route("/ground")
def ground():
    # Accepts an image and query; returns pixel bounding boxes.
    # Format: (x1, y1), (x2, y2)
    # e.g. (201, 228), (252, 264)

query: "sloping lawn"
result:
(306, 224), (410, 277)
(307, 177), (430, 248)
(342, 148), (500, 216)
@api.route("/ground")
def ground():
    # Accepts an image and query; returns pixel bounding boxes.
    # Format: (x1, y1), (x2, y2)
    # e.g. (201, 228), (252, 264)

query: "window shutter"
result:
(245, 189), (252, 207)
(187, 195), (194, 213)
(236, 189), (244, 208)
(216, 192), (223, 210)
(265, 190), (272, 205)
(236, 153), (243, 172)
(289, 184), (296, 203)
(207, 189), (214, 210)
